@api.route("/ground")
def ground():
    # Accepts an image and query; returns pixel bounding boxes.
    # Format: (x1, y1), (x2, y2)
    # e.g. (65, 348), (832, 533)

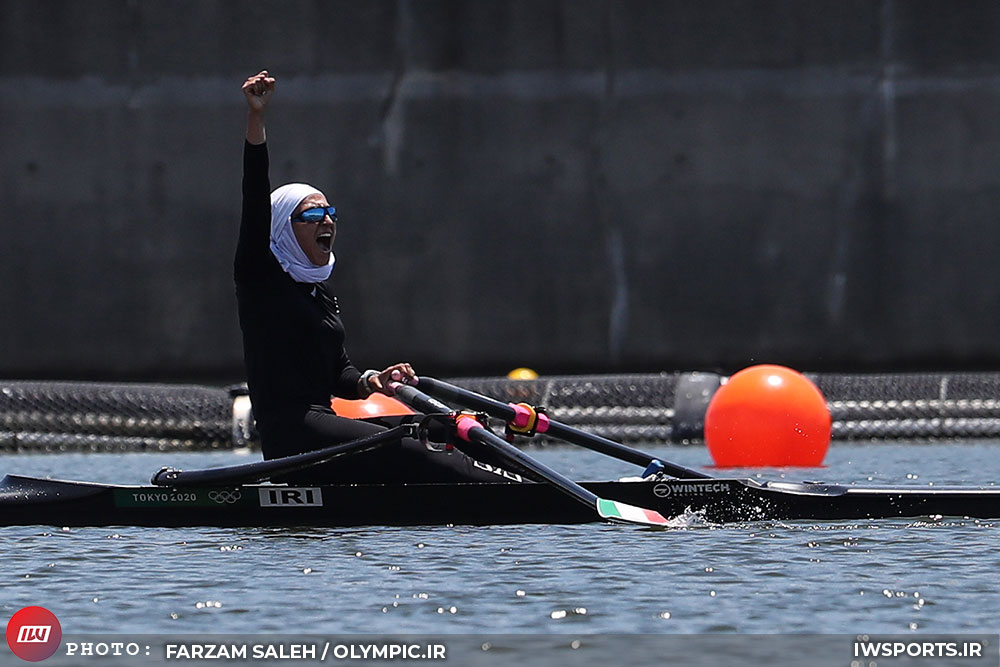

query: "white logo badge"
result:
(259, 488), (323, 507)
(16, 626), (50, 644)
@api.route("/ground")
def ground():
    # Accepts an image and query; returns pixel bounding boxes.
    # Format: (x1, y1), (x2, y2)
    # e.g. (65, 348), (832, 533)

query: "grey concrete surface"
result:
(2, 0), (999, 379)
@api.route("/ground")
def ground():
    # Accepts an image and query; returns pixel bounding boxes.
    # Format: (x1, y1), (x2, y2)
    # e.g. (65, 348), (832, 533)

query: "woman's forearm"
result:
(246, 109), (266, 145)
(242, 71), (274, 144)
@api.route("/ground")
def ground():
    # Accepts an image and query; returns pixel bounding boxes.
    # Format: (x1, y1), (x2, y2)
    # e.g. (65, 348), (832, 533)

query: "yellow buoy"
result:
(507, 368), (539, 380)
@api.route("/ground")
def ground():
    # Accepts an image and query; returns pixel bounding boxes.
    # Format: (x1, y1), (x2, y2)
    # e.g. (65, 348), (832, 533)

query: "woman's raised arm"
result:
(242, 70), (275, 145)
(236, 70), (277, 281)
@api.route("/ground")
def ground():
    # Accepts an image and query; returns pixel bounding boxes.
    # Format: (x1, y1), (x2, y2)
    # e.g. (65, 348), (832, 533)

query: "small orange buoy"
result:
(332, 393), (415, 419)
(507, 367), (539, 380)
(704, 364), (831, 467)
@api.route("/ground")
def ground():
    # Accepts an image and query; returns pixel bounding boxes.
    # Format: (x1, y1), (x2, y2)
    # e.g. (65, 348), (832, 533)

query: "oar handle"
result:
(390, 382), (452, 414)
(414, 376), (711, 480)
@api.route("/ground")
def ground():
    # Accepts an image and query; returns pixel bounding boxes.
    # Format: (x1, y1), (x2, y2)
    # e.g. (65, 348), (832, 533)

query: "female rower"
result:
(236, 70), (508, 484)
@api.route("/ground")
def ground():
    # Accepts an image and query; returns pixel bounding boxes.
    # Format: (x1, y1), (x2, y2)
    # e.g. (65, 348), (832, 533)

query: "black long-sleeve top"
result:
(235, 141), (363, 423)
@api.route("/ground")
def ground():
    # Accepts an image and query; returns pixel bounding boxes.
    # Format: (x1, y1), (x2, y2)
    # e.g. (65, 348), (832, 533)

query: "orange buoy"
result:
(507, 367), (539, 380)
(331, 393), (415, 419)
(704, 364), (831, 467)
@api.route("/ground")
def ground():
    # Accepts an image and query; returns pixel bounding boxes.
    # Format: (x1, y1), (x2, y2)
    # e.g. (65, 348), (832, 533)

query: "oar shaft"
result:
(152, 424), (413, 486)
(408, 378), (653, 466)
(466, 420), (601, 506)
(393, 384), (453, 415)
(415, 376), (711, 479)
(391, 384), (600, 507)
(545, 421), (708, 478)
(393, 382), (672, 527)
(415, 378), (518, 420)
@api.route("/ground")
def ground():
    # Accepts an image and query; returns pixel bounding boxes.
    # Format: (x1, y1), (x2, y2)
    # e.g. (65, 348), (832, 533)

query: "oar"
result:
(391, 383), (673, 527)
(151, 424), (415, 486)
(412, 376), (712, 479)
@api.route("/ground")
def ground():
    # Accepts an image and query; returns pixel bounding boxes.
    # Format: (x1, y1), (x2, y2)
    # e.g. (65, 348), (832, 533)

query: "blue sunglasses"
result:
(291, 206), (337, 224)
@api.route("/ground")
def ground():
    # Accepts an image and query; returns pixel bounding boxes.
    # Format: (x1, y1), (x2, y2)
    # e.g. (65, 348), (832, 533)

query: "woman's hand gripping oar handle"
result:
(390, 381), (674, 528)
(413, 376), (711, 479)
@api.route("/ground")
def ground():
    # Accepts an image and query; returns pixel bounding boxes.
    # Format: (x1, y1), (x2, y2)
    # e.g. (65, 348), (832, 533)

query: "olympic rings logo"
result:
(208, 490), (242, 504)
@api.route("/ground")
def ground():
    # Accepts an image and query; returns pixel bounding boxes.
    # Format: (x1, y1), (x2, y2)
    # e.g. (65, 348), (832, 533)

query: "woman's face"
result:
(291, 193), (336, 266)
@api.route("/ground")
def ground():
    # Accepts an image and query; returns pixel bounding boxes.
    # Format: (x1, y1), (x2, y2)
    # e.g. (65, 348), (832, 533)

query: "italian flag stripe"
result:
(596, 498), (671, 526)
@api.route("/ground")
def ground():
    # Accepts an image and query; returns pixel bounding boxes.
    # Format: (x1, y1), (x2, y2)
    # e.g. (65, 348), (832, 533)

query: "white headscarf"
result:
(269, 183), (336, 283)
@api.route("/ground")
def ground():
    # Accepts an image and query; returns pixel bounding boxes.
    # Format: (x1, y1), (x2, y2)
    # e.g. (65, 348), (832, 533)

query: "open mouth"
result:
(316, 232), (333, 253)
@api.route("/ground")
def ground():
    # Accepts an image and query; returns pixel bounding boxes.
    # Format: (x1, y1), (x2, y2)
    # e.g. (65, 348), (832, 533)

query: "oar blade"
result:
(596, 498), (673, 527)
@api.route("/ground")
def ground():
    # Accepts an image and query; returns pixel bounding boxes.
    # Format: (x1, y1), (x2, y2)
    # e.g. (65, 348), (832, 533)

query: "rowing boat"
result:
(3, 473), (999, 528)
(4, 377), (999, 528)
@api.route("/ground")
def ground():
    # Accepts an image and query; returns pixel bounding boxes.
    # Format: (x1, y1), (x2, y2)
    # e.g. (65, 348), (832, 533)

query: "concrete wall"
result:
(2, 0), (1000, 379)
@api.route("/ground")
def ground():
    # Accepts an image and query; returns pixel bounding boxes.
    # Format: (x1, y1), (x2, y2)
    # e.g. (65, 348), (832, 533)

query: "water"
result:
(2, 442), (1000, 636)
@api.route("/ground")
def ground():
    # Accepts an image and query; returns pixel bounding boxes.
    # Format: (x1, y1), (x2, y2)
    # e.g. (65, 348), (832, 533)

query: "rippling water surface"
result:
(2, 442), (1000, 635)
